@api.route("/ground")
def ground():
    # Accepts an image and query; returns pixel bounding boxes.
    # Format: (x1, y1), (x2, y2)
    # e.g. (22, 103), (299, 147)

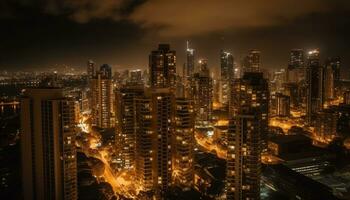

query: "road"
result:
(77, 114), (139, 199)
(195, 131), (227, 159)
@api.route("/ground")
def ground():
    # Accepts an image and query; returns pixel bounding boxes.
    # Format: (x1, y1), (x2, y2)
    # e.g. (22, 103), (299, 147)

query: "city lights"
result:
(1, 1), (350, 199)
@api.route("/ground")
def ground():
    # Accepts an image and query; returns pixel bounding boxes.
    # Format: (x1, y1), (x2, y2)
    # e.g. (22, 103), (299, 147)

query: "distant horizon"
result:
(0, 45), (348, 76)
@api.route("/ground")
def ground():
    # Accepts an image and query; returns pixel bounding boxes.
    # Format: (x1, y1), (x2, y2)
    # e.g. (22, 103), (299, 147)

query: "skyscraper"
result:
(272, 69), (286, 92)
(87, 60), (96, 78)
(243, 49), (261, 73)
(21, 88), (77, 200)
(306, 49), (323, 124)
(128, 69), (143, 85)
(91, 64), (113, 128)
(186, 41), (195, 78)
(135, 45), (184, 196)
(133, 44), (196, 197)
(192, 59), (213, 126)
(87, 60), (95, 111)
(135, 95), (153, 192)
(199, 59), (209, 75)
(135, 89), (175, 194)
(149, 44), (176, 89)
(287, 49), (304, 83)
(115, 84), (145, 169)
(283, 82), (300, 108)
(327, 57), (341, 85)
(276, 93), (291, 117)
(173, 98), (195, 188)
(289, 49), (304, 68)
(227, 114), (261, 200)
(324, 62), (335, 101)
(227, 72), (268, 200)
(100, 64), (112, 79)
(324, 57), (341, 100)
(152, 89), (174, 193)
(230, 73), (269, 135)
(220, 50), (234, 106)
(315, 109), (338, 142)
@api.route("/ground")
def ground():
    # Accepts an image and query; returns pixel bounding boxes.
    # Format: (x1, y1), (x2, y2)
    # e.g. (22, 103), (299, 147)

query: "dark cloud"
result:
(0, 0), (143, 22)
(129, 0), (350, 36)
(2, 0), (349, 36)
(46, 0), (129, 23)
(0, 0), (349, 73)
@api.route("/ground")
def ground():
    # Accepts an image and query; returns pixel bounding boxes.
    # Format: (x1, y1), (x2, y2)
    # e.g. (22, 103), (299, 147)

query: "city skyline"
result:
(1, 1), (350, 200)
(1, 41), (350, 199)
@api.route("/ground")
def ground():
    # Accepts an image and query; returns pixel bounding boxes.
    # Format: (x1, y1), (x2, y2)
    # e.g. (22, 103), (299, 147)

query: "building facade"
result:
(173, 98), (195, 188)
(149, 44), (176, 89)
(227, 114), (262, 200)
(191, 59), (213, 127)
(243, 49), (261, 73)
(220, 50), (234, 106)
(287, 49), (304, 83)
(91, 65), (113, 128)
(21, 88), (77, 200)
(115, 85), (145, 169)
(306, 49), (323, 125)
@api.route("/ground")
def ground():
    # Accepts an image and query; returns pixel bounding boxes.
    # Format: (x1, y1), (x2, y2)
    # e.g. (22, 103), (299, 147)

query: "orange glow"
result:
(344, 138), (350, 150)
(77, 113), (140, 198)
(195, 131), (227, 159)
(215, 119), (229, 126)
(212, 101), (222, 109)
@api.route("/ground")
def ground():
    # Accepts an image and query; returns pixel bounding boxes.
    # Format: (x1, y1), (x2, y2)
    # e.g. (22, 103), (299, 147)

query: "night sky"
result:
(1, 0), (350, 74)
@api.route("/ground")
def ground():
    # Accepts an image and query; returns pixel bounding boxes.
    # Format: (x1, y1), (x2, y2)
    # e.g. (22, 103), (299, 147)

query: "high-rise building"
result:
(135, 89), (175, 194)
(276, 93), (291, 117)
(220, 50), (234, 106)
(21, 88), (77, 200)
(149, 44), (176, 89)
(115, 85), (145, 169)
(324, 57), (341, 100)
(213, 78), (221, 105)
(91, 65), (113, 128)
(134, 44), (195, 196)
(243, 50), (261, 73)
(173, 98), (195, 188)
(324, 62), (335, 101)
(87, 60), (96, 78)
(315, 109), (338, 142)
(128, 69), (143, 85)
(326, 57), (341, 85)
(183, 42), (195, 98)
(186, 41), (195, 78)
(272, 69), (286, 92)
(227, 72), (268, 199)
(192, 59), (213, 126)
(287, 49), (305, 83)
(135, 96), (153, 191)
(151, 89), (174, 193)
(135, 45), (178, 195)
(100, 64), (112, 79)
(227, 114), (261, 200)
(306, 49), (323, 124)
(283, 83), (300, 108)
(230, 72), (269, 149)
(87, 60), (95, 110)
(289, 49), (304, 68)
(142, 69), (150, 86)
(199, 59), (209, 75)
